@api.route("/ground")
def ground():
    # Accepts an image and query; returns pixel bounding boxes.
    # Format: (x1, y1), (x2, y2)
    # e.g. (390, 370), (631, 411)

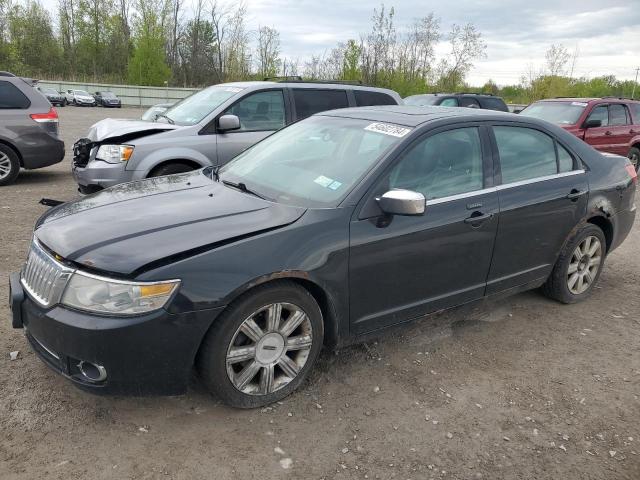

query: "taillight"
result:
(626, 164), (638, 184)
(30, 107), (58, 124)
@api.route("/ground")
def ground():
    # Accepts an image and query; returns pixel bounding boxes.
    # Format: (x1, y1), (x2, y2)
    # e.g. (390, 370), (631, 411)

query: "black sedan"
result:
(9, 106), (637, 407)
(93, 91), (122, 107)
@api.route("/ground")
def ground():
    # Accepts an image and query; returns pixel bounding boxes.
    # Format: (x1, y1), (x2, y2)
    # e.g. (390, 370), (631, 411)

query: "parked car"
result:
(93, 91), (122, 108)
(35, 86), (66, 107)
(64, 89), (97, 106)
(0, 75), (64, 186)
(141, 102), (174, 122)
(71, 80), (402, 193)
(520, 97), (640, 171)
(10, 106), (636, 407)
(404, 93), (509, 112)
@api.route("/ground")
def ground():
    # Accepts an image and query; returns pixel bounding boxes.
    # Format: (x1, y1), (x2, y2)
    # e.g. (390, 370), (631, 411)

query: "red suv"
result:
(520, 97), (640, 171)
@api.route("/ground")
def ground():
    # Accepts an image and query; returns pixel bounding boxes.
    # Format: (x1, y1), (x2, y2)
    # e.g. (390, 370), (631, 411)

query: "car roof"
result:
(316, 105), (516, 127)
(218, 81), (399, 96)
(537, 97), (640, 104)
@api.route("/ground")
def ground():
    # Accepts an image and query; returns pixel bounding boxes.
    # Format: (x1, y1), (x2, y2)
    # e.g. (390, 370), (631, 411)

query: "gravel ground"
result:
(1, 106), (639, 480)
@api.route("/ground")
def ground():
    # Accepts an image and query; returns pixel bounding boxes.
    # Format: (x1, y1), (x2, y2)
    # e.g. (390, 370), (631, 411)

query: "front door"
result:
(349, 125), (499, 334)
(216, 89), (287, 165)
(486, 124), (588, 294)
(583, 104), (613, 153)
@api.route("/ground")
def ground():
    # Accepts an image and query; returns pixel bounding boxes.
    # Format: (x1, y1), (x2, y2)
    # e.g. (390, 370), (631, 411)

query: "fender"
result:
(129, 146), (214, 181)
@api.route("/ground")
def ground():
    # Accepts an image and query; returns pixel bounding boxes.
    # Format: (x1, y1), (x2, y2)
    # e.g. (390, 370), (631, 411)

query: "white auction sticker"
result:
(364, 122), (411, 138)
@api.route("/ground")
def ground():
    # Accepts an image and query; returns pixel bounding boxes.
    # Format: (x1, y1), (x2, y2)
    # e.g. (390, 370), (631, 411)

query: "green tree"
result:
(128, 3), (170, 86)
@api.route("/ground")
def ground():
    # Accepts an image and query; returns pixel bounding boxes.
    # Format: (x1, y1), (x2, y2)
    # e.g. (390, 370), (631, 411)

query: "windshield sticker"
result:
(224, 87), (243, 93)
(365, 122), (411, 138)
(571, 102), (588, 107)
(328, 181), (342, 190)
(314, 175), (334, 187)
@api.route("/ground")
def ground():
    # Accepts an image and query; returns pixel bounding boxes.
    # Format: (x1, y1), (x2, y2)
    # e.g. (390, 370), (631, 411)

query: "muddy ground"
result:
(0, 107), (639, 480)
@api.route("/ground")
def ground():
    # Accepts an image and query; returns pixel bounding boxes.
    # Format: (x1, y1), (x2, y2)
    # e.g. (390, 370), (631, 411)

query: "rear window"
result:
(0, 81), (30, 109)
(354, 90), (397, 106)
(479, 97), (507, 111)
(293, 89), (349, 119)
(629, 103), (640, 123)
(609, 104), (629, 126)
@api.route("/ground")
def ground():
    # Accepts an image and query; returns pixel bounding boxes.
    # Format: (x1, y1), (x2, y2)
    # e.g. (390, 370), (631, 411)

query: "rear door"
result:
(486, 124), (588, 294)
(215, 89), (288, 165)
(291, 89), (349, 121)
(607, 103), (633, 155)
(349, 124), (499, 334)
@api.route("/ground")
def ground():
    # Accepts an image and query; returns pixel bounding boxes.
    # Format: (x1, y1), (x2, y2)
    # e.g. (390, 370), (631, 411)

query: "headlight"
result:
(95, 144), (134, 163)
(61, 271), (180, 315)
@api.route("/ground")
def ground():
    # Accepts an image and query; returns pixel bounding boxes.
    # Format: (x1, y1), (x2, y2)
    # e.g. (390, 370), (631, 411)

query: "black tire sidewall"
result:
(0, 145), (21, 186)
(628, 147), (640, 172)
(197, 282), (324, 408)
(548, 224), (606, 303)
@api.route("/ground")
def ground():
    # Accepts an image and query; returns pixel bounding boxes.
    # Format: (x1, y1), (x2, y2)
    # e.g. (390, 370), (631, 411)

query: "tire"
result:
(196, 281), (324, 408)
(62, 99), (67, 107)
(149, 162), (196, 177)
(542, 224), (606, 304)
(628, 147), (640, 173)
(0, 144), (21, 186)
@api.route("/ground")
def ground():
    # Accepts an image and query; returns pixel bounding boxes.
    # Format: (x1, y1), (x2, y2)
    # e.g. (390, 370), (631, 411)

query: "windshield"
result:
(520, 101), (587, 125)
(101, 92), (116, 98)
(404, 95), (440, 106)
(162, 85), (244, 125)
(220, 116), (410, 208)
(74, 90), (91, 96)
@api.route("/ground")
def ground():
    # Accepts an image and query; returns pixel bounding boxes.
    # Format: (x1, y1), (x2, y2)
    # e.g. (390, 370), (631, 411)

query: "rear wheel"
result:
(0, 145), (21, 186)
(542, 224), (606, 303)
(149, 162), (197, 177)
(196, 281), (323, 408)
(628, 147), (640, 172)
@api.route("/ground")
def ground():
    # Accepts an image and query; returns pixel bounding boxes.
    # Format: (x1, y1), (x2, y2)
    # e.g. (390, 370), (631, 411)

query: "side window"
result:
(0, 81), (30, 109)
(388, 127), (484, 200)
(439, 98), (458, 107)
(293, 89), (349, 119)
(459, 97), (480, 108)
(609, 104), (628, 126)
(557, 143), (575, 173)
(587, 105), (609, 127)
(629, 103), (640, 124)
(224, 90), (285, 132)
(494, 126), (557, 184)
(480, 97), (507, 111)
(354, 90), (397, 106)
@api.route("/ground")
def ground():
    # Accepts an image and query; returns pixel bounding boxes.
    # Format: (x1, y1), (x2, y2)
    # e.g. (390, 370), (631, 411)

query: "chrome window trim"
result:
(496, 169), (585, 191)
(424, 169), (585, 206)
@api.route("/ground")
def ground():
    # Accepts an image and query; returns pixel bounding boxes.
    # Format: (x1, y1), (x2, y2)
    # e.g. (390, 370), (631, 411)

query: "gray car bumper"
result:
(72, 160), (136, 193)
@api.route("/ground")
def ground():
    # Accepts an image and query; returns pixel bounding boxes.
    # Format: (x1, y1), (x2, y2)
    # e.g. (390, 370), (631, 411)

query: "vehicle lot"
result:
(1, 107), (639, 479)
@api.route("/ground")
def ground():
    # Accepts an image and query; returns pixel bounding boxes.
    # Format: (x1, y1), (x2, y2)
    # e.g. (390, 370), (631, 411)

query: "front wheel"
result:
(628, 147), (640, 172)
(542, 224), (606, 303)
(196, 281), (324, 408)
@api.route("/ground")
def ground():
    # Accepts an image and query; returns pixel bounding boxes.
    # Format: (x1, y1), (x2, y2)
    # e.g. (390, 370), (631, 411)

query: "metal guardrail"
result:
(37, 80), (199, 107)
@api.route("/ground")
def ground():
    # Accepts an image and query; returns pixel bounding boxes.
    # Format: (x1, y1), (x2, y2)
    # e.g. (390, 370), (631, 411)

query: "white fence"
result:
(37, 80), (199, 107)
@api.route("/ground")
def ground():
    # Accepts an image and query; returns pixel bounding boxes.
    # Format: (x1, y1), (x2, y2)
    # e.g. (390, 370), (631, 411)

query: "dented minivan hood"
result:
(87, 117), (181, 142)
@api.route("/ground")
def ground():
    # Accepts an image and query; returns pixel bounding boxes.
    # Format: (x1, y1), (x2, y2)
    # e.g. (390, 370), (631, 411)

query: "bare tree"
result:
(545, 43), (570, 76)
(436, 23), (486, 91)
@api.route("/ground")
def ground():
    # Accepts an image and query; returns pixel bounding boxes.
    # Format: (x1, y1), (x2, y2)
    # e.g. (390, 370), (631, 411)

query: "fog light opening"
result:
(77, 361), (107, 383)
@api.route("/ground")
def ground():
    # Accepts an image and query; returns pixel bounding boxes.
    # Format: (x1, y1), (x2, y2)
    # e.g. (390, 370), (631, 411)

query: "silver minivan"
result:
(72, 80), (401, 193)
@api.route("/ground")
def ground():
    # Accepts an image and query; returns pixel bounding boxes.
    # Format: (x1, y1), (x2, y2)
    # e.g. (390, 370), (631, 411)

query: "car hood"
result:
(34, 171), (306, 276)
(86, 118), (180, 141)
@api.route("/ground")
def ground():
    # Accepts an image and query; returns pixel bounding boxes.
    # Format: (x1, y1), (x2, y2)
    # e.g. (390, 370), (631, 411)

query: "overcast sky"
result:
(42, 0), (640, 86)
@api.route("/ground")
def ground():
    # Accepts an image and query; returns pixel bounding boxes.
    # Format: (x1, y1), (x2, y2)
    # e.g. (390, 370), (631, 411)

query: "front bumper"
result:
(9, 272), (223, 395)
(72, 159), (135, 192)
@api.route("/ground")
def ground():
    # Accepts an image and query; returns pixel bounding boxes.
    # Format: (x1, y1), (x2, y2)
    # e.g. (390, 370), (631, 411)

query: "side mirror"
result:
(583, 119), (602, 129)
(218, 114), (241, 132)
(377, 189), (425, 216)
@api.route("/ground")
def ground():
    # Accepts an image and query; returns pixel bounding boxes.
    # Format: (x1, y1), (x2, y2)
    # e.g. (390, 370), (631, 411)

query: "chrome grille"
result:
(20, 239), (73, 307)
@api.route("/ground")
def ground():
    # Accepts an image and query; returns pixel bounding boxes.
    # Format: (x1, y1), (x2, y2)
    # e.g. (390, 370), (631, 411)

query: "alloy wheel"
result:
(567, 235), (602, 295)
(0, 152), (12, 180)
(226, 302), (313, 396)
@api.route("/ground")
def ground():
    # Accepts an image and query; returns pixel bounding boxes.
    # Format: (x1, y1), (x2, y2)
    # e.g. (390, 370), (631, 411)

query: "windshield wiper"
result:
(157, 113), (174, 124)
(222, 179), (266, 199)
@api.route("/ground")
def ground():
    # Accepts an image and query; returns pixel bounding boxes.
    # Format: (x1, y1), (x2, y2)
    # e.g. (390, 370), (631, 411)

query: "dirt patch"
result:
(1, 107), (639, 479)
